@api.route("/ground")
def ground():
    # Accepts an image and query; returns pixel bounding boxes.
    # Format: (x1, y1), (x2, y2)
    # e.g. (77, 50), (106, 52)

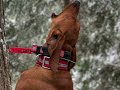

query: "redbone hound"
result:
(15, 1), (80, 90)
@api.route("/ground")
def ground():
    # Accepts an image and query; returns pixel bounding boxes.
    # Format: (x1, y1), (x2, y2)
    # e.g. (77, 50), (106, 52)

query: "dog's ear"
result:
(49, 35), (65, 72)
(68, 47), (76, 70)
(51, 13), (58, 18)
(76, 20), (80, 32)
(68, 22), (80, 70)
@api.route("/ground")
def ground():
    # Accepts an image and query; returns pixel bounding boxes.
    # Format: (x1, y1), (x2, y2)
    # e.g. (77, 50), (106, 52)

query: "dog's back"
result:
(15, 66), (73, 90)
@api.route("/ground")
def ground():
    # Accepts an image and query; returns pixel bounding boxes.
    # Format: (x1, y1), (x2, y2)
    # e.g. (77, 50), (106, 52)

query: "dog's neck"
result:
(35, 46), (75, 71)
(62, 44), (74, 52)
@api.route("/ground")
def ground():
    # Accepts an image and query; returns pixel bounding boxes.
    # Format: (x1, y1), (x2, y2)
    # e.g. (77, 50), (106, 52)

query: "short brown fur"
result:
(15, 1), (80, 90)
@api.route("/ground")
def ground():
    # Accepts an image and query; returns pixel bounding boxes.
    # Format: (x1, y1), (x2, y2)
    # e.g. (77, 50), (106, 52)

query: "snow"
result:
(88, 1), (96, 8)
(0, 28), (2, 32)
(0, 39), (4, 43)
(6, 35), (18, 42)
(115, 19), (120, 37)
(105, 48), (118, 64)
(9, 18), (16, 25)
(44, 0), (54, 4)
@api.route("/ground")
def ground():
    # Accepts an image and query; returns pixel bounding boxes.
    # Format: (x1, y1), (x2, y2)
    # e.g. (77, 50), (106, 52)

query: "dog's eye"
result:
(53, 35), (58, 40)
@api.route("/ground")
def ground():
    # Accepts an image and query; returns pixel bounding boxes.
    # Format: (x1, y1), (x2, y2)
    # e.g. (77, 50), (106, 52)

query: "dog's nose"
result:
(73, 1), (80, 6)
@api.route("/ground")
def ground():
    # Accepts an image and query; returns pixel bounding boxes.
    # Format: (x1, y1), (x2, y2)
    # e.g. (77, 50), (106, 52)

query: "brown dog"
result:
(15, 1), (80, 90)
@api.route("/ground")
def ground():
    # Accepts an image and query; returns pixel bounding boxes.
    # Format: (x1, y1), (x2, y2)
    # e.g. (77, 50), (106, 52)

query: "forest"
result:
(0, 0), (120, 90)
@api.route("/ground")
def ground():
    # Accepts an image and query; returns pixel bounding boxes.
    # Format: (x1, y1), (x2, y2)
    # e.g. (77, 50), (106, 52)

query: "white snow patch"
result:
(105, 45), (119, 65)
(72, 70), (80, 82)
(0, 39), (4, 43)
(115, 19), (120, 31)
(44, 0), (54, 4)
(6, 35), (18, 42)
(9, 18), (16, 24)
(88, 1), (96, 8)
(3, 44), (6, 51)
(114, 19), (120, 37)
(89, 31), (98, 42)
(32, 6), (36, 13)
(82, 71), (91, 81)
(0, 28), (2, 32)
(89, 80), (96, 88)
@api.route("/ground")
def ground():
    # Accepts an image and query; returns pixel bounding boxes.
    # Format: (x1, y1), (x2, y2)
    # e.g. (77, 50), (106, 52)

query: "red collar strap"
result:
(36, 55), (69, 71)
(9, 45), (75, 71)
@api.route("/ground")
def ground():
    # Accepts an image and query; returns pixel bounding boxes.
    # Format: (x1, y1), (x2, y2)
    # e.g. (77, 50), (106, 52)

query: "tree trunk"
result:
(0, 0), (11, 90)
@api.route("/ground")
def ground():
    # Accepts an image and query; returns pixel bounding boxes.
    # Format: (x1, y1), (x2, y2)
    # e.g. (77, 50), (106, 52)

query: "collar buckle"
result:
(42, 56), (50, 69)
(36, 54), (50, 69)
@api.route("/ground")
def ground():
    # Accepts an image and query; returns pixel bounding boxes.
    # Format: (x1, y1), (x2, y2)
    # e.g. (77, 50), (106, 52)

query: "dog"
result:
(15, 1), (80, 90)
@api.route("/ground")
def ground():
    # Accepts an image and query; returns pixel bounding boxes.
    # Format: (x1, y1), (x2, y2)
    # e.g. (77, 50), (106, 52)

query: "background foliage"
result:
(5, 0), (120, 90)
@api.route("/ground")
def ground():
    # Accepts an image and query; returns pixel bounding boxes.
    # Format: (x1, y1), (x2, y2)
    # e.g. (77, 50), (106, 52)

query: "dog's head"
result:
(45, 1), (80, 72)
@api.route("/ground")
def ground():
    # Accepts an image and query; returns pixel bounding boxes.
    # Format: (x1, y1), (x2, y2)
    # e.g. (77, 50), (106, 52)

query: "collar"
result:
(33, 46), (75, 71)
(9, 45), (75, 71)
